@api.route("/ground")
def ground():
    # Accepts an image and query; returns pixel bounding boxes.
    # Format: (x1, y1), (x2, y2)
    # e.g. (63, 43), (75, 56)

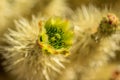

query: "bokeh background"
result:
(0, 0), (120, 80)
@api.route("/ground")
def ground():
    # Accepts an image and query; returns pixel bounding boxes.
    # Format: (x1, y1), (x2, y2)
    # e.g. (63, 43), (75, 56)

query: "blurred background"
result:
(0, 0), (120, 80)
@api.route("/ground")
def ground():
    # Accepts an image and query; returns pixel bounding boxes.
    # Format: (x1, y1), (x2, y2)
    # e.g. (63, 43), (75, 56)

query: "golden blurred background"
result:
(0, 0), (120, 80)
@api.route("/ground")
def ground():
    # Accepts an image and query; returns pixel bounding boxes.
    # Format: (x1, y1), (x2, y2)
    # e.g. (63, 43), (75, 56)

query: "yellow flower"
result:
(38, 17), (74, 56)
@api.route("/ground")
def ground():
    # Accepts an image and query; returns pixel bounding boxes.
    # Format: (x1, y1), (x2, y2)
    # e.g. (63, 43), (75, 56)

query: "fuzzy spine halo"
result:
(1, 16), (74, 80)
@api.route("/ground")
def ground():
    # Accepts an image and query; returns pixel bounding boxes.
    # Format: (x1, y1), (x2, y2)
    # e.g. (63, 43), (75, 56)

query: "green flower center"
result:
(45, 26), (65, 49)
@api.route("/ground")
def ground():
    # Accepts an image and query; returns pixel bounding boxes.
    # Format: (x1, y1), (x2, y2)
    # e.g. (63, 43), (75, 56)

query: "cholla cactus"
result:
(2, 17), (74, 80)
(59, 6), (120, 80)
(1, 1), (120, 80)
